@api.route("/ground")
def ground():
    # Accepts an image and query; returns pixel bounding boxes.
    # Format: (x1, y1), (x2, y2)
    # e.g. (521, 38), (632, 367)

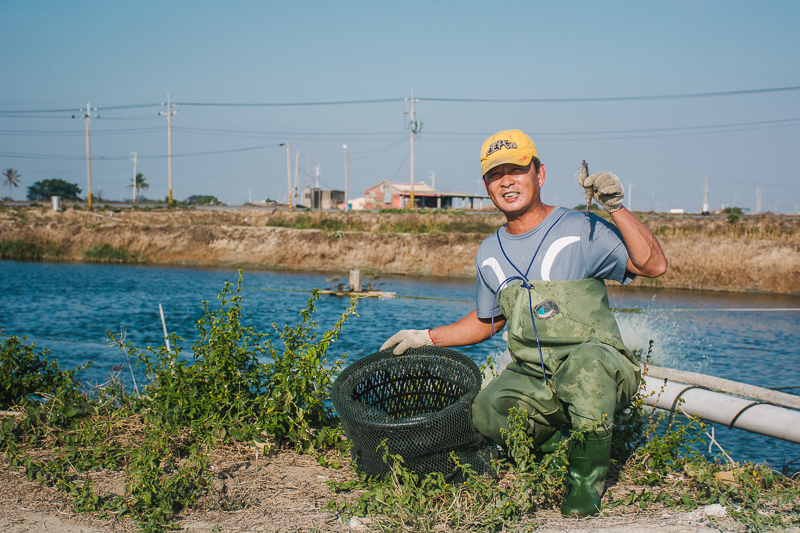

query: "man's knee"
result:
(471, 387), (510, 445)
(554, 342), (634, 428)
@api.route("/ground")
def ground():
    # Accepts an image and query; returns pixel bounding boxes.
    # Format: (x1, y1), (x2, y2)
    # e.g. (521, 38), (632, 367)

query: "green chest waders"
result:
(471, 278), (640, 518)
(468, 234), (641, 517)
(472, 278), (640, 443)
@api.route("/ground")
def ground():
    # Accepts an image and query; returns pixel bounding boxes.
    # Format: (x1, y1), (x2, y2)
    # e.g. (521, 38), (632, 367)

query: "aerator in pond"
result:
(331, 346), (497, 481)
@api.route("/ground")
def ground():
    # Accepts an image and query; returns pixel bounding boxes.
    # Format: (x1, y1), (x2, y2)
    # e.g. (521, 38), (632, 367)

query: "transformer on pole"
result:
(405, 88), (422, 209)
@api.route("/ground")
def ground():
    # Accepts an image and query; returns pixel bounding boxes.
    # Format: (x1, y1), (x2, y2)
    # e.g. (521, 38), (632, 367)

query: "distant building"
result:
(349, 197), (366, 211)
(363, 180), (489, 210)
(301, 188), (345, 210)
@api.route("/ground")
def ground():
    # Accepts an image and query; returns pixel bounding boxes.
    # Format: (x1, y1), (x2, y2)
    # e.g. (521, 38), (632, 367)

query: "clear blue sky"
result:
(2, 0), (799, 213)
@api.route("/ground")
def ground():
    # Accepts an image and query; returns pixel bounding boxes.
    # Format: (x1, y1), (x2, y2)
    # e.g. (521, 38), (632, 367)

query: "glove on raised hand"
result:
(380, 329), (433, 355)
(578, 171), (625, 213)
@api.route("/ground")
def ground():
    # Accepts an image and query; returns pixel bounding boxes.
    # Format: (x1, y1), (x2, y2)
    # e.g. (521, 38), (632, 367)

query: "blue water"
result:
(2, 260), (799, 470)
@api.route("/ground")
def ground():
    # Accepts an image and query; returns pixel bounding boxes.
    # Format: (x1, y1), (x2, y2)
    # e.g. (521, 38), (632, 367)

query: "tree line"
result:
(2, 169), (150, 201)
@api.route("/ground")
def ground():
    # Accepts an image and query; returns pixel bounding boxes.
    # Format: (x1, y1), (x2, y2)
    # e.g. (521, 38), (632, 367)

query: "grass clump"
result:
(83, 244), (137, 263)
(0, 239), (43, 260)
(0, 272), (357, 532)
(0, 238), (64, 260)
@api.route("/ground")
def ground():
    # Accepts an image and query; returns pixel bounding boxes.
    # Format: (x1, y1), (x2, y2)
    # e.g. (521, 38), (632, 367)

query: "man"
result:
(381, 129), (667, 517)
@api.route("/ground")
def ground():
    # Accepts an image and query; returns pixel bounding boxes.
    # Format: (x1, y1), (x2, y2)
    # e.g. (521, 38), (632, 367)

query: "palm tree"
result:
(128, 173), (150, 202)
(3, 168), (20, 200)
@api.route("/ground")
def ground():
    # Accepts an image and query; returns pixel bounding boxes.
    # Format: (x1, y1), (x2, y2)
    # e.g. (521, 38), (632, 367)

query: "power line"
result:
(3, 83), (794, 115)
(171, 85), (800, 106)
(422, 117), (800, 137)
(419, 85), (800, 103)
(0, 143), (284, 161)
(0, 103), (161, 114)
(175, 98), (401, 107)
(0, 127), (163, 136)
(4, 116), (798, 140)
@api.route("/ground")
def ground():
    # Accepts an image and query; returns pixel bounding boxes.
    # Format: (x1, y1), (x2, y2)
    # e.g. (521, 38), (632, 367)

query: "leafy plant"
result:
(1, 272), (358, 532)
(0, 336), (88, 408)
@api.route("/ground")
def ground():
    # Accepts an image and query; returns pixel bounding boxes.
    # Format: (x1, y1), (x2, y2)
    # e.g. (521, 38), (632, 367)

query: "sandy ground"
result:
(0, 448), (761, 533)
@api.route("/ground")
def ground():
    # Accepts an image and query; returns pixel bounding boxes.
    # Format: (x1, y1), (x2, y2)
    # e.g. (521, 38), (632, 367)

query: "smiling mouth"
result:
(502, 192), (520, 199)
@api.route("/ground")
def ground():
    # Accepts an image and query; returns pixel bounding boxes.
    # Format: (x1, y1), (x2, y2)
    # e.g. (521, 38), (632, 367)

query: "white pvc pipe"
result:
(646, 365), (800, 410)
(641, 376), (800, 445)
(159, 303), (171, 353)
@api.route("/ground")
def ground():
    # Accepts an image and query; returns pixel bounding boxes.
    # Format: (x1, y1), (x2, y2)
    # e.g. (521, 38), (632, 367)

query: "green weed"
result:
(0, 239), (63, 260)
(83, 244), (136, 262)
(0, 272), (357, 532)
(0, 239), (42, 260)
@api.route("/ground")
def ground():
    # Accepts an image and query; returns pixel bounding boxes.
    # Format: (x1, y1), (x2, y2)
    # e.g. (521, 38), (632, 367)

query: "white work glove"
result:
(380, 329), (433, 355)
(578, 171), (625, 213)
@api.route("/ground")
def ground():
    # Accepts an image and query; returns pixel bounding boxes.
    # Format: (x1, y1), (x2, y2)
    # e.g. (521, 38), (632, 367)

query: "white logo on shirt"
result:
(540, 236), (581, 281)
(480, 257), (507, 288)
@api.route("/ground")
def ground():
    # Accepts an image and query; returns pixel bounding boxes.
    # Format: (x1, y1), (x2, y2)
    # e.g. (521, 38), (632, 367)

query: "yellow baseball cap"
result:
(480, 129), (538, 176)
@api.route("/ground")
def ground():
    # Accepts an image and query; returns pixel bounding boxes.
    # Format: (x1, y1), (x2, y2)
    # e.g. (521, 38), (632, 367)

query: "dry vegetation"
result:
(1, 204), (799, 293)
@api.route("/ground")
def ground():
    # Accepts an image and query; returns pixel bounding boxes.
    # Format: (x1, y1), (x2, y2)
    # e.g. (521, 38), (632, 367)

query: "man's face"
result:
(483, 161), (546, 218)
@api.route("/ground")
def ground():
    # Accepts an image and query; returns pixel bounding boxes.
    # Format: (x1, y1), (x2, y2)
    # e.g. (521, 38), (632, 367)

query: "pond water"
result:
(2, 260), (799, 470)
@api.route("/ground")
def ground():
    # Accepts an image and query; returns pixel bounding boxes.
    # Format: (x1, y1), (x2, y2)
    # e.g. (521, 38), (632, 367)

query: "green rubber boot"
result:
(560, 430), (612, 518)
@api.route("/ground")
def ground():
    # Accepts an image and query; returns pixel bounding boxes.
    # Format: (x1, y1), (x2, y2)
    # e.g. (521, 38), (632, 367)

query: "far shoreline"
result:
(2, 205), (799, 294)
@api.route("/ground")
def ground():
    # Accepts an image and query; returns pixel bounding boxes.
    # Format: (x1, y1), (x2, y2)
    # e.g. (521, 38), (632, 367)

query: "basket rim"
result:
(332, 347), (481, 429)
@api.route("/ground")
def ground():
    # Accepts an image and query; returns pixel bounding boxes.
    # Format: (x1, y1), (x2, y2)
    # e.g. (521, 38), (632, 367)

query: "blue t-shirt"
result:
(476, 207), (632, 319)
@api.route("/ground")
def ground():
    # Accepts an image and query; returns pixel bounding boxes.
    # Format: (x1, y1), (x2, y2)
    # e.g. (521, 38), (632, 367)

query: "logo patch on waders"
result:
(534, 300), (561, 320)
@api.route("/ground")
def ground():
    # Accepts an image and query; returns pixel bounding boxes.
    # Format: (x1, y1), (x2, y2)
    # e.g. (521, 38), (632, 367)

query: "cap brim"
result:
(481, 153), (534, 176)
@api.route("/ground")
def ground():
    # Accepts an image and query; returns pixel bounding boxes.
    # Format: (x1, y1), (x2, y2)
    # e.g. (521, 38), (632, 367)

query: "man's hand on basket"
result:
(381, 329), (434, 355)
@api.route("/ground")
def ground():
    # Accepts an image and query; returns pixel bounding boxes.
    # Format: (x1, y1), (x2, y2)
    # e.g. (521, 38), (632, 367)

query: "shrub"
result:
(83, 244), (135, 262)
(0, 337), (88, 408)
(0, 273), (358, 533)
(0, 239), (41, 260)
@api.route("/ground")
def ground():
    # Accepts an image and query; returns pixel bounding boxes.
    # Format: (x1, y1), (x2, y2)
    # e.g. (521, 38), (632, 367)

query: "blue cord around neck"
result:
(490, 209), (568, 380)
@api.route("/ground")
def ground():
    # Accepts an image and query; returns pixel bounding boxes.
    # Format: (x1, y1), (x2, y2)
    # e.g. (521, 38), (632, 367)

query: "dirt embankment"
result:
(2, 206), (799, 294)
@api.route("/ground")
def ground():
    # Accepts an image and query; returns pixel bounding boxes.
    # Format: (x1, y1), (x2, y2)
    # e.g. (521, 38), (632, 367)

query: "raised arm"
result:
(381, 310), (506, 355)
(579, 171), (668, 279)
(609, 207), (668, 278)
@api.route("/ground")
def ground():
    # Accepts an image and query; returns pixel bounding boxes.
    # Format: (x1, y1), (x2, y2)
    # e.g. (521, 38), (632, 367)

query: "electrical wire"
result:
(0, 103), (161, 114)
(418, 85), (800, 103)
(0, 127), (163, 137)
(0, 143), (285, 161)
(175, 98), (402, 107)
(3, 84), (795, 116)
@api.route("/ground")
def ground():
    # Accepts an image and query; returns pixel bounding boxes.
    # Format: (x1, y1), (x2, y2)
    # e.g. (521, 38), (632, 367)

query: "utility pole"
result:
(159, 93), (176, 205)
(315, 163), (320, 188)
(702, 174), (709, 214)
(756, 187), (761, 214)
(130, 152), (138, 204)
(405, 88), (422, 209)
(306, 150), (311, 188)
(73, 102), (98, 209)
(343, 144), (349, 211)
(281, 143), (292, 210)
(429, 170), (435, 189)
(294, 149), (300, 207)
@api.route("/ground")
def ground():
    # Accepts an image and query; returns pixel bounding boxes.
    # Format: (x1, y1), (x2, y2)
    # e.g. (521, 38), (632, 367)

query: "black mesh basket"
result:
(331, 346), (497, 481)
